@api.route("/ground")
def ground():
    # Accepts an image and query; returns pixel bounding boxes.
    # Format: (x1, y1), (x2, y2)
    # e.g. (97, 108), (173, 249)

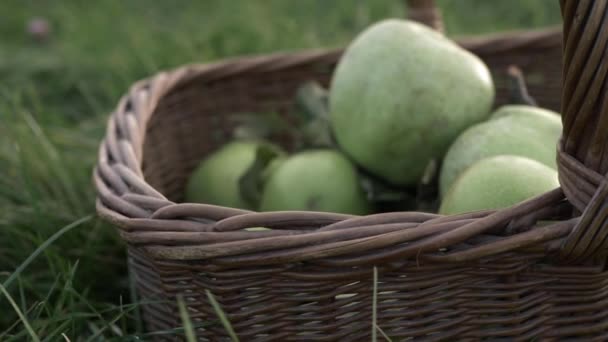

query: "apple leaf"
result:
(294, 81), (329, 121)
(231, 111), (296, 141)
(301, 117), (335, 149)
(293, 81), (336, 149)
(358, 171), (417, 212)
(239, 143), (282, 209)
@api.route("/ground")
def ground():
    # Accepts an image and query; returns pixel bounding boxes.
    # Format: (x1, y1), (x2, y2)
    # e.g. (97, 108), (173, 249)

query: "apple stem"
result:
(507, 65), (538, 107)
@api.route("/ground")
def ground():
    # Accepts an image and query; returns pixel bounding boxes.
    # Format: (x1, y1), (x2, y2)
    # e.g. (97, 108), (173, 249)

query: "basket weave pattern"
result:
(93, 1), (608, 340)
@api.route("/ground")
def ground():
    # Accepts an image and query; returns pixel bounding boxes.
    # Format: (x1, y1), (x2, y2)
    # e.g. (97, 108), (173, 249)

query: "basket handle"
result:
(405, 0), (444, 32)
(557, 0), (608, 263)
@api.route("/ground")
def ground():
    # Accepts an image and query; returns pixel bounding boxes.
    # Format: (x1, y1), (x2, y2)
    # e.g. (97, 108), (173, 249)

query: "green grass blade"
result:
(6, 330), (31, 342)
(1, 300), (42, 339)
(127, 320), (215, 340)
(18, 277), (27, 315)
(42, 319), (72, 342)
(372, 267), (393, 341)
(205, 290), (239, 342)
(127, 258), (143, 334)
(1, 215), (93, 290)
(84, 306), (134, 341)
(372, 266), (378, 342)
(177, 296), (197, 342)
(21, 111), (84, 214)
(375, 324), (393, 342)
(0, 284), (41, 342)
(53, 261), (80, 319)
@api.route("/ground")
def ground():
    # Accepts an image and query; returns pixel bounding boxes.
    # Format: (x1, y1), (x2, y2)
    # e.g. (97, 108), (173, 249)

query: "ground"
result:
(0, 1), (560, 340)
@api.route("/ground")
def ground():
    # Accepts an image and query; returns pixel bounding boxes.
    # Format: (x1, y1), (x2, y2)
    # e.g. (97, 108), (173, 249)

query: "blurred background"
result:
(0, 0), (561, 339)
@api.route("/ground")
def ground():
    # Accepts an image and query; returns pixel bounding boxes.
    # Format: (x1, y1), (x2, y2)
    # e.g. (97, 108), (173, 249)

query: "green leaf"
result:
(294, 81), (329, 121)
(239, 143), (283, 209)
(293, 81), (336, 149)
(231, 111), (295, 141)
(301, 116), (335, 149)
(358, 172), (413, 203)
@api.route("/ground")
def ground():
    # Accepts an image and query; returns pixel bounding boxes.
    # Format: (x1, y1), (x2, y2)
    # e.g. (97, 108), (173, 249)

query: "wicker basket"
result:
(93, 1), (608, 340)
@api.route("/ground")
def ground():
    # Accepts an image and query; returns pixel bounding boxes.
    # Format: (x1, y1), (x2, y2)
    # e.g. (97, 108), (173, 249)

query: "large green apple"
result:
(439, 155), (559, 215)
(329, 19), (494, 186)
(259, 150), (370, 214)
(439, 105), (561, 197)
(185, 140), (283, 209)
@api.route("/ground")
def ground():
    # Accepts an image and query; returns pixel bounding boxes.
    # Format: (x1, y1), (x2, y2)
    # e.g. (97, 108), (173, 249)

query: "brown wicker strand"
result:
(558, 0), (608, 263)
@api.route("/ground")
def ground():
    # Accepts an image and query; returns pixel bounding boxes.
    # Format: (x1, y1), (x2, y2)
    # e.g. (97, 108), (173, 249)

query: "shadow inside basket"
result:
(141, 60), (337, 204)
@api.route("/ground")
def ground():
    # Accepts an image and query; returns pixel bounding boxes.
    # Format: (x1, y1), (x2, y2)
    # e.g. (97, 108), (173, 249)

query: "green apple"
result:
(185, 140), (283, 209)
(439, 105), (561, 197)
(260, 150), (370, 214)
(329, 19), (494, 186)
(439, 155), (559, 215)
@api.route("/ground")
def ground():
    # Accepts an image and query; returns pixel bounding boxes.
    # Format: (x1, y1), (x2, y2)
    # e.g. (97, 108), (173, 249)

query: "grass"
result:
(205, 290), (239, 342)
(0, 0), (561, 339)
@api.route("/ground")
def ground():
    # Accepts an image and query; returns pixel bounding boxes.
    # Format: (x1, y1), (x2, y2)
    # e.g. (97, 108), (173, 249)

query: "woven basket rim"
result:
(94, 24), (572, 267)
